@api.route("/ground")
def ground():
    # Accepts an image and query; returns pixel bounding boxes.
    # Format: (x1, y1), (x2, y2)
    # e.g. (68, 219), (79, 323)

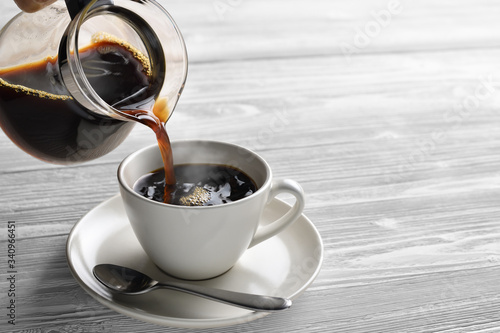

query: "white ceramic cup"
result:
(118, 140), (305, 280)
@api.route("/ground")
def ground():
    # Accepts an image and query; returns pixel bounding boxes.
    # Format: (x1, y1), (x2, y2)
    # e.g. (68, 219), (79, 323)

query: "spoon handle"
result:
(157, 281), (292, 312)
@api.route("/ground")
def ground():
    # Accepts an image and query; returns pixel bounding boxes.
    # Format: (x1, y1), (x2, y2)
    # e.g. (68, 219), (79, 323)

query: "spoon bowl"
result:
(93, 264), (292, 312)
(94, 264), (158, 294)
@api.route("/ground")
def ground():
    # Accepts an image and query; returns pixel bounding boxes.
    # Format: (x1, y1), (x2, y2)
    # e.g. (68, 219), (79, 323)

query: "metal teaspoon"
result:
(93, 264), (292, 312)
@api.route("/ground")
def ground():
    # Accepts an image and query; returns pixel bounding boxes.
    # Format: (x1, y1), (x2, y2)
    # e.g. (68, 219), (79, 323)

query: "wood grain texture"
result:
(2, 0), (500, 332)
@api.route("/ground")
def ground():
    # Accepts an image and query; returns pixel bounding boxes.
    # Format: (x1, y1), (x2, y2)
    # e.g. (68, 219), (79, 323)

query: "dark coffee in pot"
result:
(0, 33), (159, 163)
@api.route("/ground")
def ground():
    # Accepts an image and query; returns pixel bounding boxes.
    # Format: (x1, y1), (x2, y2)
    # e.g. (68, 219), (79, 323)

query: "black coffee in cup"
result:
(133, 164), (257, 206)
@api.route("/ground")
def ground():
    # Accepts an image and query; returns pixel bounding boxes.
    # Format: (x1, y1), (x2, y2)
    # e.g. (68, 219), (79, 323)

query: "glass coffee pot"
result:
(0, 0), (187, 164)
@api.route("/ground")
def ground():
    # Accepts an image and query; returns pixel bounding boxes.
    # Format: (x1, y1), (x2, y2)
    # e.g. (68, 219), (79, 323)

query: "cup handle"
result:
(248, 179), (305, 248)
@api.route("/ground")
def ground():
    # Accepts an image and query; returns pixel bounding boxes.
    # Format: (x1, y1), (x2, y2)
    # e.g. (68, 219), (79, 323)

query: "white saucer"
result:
(66, 194), (323, 329)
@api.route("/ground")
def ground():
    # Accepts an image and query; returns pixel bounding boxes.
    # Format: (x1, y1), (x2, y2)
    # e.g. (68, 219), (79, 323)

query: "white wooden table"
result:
(2, 0), (500, 332)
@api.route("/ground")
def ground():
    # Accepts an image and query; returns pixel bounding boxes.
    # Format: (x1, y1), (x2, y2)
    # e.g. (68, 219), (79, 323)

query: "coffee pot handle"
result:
(248, 179), (305, 248)
(65, 0), (92, 19)
(65, 0), (113, 19)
